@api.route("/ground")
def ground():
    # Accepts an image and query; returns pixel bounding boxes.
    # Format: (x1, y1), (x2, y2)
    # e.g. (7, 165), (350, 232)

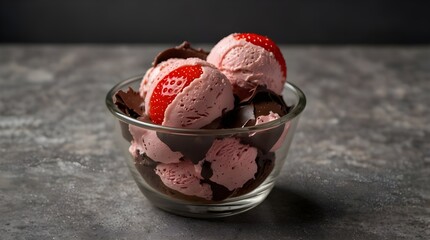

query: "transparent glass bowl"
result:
(105, 75), (306, 218)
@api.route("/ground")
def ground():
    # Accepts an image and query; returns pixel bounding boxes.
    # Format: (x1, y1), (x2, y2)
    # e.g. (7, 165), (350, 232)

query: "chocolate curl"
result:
(153, 41), (209, 66)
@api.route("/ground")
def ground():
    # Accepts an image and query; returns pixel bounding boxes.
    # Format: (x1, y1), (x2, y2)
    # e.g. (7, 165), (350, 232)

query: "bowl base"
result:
(137, 179), (275, 218)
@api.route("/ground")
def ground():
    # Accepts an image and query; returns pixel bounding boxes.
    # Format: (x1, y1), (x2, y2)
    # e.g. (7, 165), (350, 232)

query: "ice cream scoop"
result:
(207, 33), (286, 100)
(196, 138), (258, 191)
(155, 160), (213, 200)
(128, 117), (183, 164)
(140, 42), (209, 99)
(144, 58), (235, 128)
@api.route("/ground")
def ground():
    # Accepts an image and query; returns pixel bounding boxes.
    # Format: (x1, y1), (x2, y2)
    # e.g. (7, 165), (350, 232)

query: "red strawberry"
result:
(233, 33), (286, 78)
(149, 65), (203, 124)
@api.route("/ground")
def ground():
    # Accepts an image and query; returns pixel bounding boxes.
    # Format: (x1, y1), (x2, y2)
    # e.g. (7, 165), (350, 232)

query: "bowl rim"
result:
(105, 75), (306, 135)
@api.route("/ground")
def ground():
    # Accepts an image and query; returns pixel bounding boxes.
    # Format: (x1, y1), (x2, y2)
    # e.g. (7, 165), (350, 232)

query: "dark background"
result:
(1, 0), (429, 44)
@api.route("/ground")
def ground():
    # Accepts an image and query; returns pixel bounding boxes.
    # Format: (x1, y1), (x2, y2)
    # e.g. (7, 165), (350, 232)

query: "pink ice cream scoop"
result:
(128, 117), (183, 164)
(139, 41), (209, 99)
(139, 61), (163, 99)
(155, 160), (213, 200)
(144, 58), (235, 128)
(140, 58), (182, 99)
(207, 33), (287, 100)
(196, 138), (258, 191)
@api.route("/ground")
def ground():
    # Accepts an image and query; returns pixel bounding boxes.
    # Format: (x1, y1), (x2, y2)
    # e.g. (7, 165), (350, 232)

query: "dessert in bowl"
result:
(105, 33), (306, 218)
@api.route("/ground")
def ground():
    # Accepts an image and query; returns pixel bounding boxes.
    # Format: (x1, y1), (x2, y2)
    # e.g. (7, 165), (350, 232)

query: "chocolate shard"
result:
(134, 152), (164, 193)
(221, 86), (290, 152)
(156, 133), (215, 164)
(200, 160), (213, 179)
(251, 86), (290, 116)
(223, 104), (256, 128)
(204, 180), (233, 201)
(235, 82), (260, 103)
(114, 87), (145, 118)
(153, 41), (209, 66)
(227, 86), (290, 127)
(113, 88), (145, 142)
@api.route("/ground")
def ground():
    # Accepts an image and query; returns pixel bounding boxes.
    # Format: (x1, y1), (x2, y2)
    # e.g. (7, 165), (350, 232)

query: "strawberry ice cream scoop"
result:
(142, 59), (194, 101)
(145, 58), (235, 128)
(140, 58), (189, 100)
(140, 42), (209, 99)
(207, 33), (286, 100)
(155, 160), (213, 200)
(196, 138), (258, 191)
(139, 60), (166, 99)
(128, 117), (183, 164)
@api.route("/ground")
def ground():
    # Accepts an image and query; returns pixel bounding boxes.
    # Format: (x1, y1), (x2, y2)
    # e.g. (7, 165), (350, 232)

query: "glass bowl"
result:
(105, 75), (306, 218)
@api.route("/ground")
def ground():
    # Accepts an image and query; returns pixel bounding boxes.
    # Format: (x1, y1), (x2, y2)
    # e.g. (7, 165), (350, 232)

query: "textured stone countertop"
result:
(1, 45), (429, 240)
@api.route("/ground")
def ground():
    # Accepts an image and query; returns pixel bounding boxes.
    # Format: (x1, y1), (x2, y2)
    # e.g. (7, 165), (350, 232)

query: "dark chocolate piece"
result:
(207, 181), (233, 201)
(247, 85), (289, 115)
(114, 87), (145, 118)
(223, 104), (256, 128)
(224, 86), (289, 128)
(252, 92), (289, 117)
(134, 152), (164, 193)
(114, 88), (145, 142)
(156, 133), (215, 164)
(200, 161), (213, 179)
(222, 86), (290, 152)
(152, 41), (209, 66)
(234, 82), (259, 103)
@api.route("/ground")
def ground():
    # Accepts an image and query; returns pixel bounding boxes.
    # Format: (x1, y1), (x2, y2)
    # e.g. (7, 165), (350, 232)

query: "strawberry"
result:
(233, 33), (286, 78)
(149, 65), (203, 124)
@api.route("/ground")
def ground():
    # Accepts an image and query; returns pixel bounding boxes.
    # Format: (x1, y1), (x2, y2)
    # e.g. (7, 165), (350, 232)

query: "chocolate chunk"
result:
(235, 83), (259, 103)
(134, 152), (164, 193)
(223, 104), (256, 128)
(114, 87), (145, 118)
(153, 41), (209, 66)
(222, 86), (290, 152)
(156, 133), (215, 164)
(113, 88), (145, 142)
(200, 160), (213, 179)
(225, 86), (289, 128)
(248, 86), (289, 116)
(204, 180), (232, 201)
